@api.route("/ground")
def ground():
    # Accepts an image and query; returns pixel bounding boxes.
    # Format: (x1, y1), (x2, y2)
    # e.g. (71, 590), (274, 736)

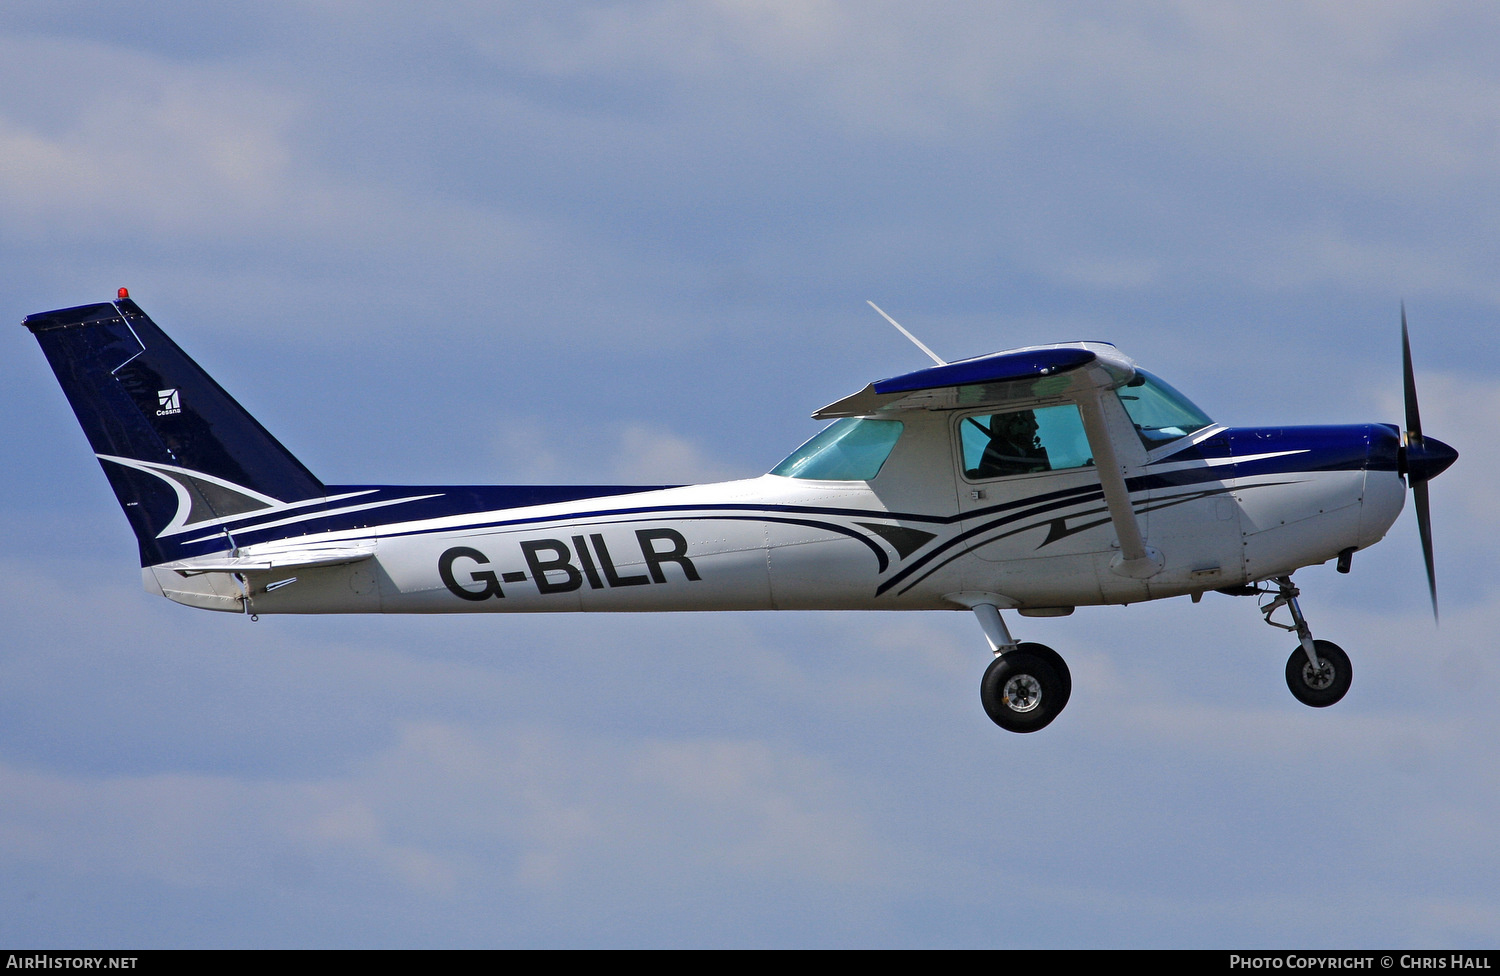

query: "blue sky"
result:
(2, 2), (1497, 948)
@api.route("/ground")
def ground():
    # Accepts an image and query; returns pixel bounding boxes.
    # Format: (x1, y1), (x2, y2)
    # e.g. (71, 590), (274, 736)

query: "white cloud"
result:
(610, 423), (751, 483)
(0, 36), (296, 236)
(0, 718), (890, 907)
(488, 419), (754, 484)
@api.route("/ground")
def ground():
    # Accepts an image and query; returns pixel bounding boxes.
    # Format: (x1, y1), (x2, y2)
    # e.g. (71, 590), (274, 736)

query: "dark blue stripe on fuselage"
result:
(174, 424), (1397, 569)
(1136, 424), (1397, 490)
(160, 483), (679, 559)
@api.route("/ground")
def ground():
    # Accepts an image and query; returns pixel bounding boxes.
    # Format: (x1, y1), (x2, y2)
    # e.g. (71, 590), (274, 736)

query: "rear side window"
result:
(771, 418), (905, 481)
(959, 405), (1093, 480)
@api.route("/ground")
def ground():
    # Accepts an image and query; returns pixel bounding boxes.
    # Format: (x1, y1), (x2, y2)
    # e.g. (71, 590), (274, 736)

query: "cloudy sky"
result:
(2, 1), (1497, 948)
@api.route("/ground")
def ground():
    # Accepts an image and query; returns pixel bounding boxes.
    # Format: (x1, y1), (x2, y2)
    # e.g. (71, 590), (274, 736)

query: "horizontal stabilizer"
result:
(157, 541), (377, 575)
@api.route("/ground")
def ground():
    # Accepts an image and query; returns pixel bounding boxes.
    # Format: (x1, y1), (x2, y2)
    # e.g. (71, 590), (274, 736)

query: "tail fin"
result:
(26, 296), (325, 566)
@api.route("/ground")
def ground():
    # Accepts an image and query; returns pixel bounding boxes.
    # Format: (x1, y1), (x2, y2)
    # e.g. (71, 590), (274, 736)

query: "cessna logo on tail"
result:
(439, 528), (701, 601)
(156, 389), (181, 416)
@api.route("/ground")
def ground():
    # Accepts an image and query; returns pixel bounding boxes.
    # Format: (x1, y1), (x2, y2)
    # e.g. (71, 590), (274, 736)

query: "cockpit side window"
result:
(1115, 370), (1213, 450)
(958, 404), (1093, 480)
(771, 418), (905, 481)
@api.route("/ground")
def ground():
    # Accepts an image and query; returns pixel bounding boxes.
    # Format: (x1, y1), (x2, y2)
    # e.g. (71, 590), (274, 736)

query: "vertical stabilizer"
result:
(26, 297), (326, 565)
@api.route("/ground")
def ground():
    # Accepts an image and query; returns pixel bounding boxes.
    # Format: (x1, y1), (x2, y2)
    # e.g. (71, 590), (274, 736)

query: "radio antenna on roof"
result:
(866, 301), (946, 366)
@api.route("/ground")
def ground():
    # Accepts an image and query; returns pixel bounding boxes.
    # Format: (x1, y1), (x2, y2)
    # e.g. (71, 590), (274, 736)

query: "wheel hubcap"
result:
(1302, 660), (1336, 691)
(1002, 673), (1042, 712)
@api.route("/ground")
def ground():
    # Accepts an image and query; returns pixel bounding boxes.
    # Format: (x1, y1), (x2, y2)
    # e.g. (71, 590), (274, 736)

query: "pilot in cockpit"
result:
(971, 410), (1051, 479)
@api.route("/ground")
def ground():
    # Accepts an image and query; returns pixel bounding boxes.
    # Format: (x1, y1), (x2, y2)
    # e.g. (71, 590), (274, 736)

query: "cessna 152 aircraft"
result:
(26, 292), (1457, 732)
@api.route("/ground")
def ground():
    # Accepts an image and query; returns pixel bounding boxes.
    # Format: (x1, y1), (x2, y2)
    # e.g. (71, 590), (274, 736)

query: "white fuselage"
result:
(145, 404), (1407, 618)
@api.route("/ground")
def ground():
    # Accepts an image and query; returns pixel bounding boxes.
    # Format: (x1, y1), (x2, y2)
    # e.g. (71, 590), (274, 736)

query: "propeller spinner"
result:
(1398, 305), (1459, 621)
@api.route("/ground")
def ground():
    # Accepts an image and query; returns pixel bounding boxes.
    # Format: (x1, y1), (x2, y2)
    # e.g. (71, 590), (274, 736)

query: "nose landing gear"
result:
(1284, 639), (1352, 707)
(1258, 575), (1353, 708)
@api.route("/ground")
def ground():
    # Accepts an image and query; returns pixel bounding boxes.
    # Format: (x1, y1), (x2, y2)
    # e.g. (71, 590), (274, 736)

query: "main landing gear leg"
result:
(1259, 576), (1352, 708)
(973, 604), (1073, 733)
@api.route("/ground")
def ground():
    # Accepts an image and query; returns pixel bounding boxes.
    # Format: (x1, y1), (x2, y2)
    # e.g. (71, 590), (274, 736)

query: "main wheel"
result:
(1285, 639), (1352, 708)
(1017, 642), (1071, 713)
(981, 647), (1069, 733)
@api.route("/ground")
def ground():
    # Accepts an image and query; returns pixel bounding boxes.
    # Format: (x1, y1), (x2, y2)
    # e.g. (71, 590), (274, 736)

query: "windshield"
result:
(771, 418), (904, 481)
(1116, 369), (1213, 449)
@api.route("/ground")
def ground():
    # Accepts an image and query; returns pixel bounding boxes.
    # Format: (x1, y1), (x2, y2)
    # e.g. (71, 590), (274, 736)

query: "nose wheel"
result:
(1258, 576), (1353, 708)
(1285, 639), (1351, 707)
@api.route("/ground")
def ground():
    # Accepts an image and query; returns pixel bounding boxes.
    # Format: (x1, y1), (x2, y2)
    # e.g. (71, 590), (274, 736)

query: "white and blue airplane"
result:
(26, 291), (1457, 732)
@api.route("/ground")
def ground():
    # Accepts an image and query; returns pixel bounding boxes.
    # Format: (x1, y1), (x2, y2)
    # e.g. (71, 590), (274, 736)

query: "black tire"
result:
(1285, 639), (1352, 708)
(981, 648), (1068, 733)
(1017, 642), (1071, 714)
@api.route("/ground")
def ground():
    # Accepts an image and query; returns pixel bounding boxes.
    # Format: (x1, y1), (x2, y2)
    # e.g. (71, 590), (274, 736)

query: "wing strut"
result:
(1077, 393), (1162, 579)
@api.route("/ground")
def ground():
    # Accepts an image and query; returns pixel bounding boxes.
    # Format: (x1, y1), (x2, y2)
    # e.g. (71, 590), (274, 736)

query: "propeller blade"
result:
(1401, 302), (1423, 443)
(1399, 306), (1454, 625)
(1414, 479), (1438, 623)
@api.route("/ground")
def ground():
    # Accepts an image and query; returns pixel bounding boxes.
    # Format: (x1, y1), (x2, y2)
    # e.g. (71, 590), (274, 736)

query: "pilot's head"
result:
(993, 410), (1039, 446)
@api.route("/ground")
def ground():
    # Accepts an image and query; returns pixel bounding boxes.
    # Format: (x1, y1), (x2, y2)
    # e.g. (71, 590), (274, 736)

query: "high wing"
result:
(814, 342), (1136, 418)
(818, 341), (1162, 578)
